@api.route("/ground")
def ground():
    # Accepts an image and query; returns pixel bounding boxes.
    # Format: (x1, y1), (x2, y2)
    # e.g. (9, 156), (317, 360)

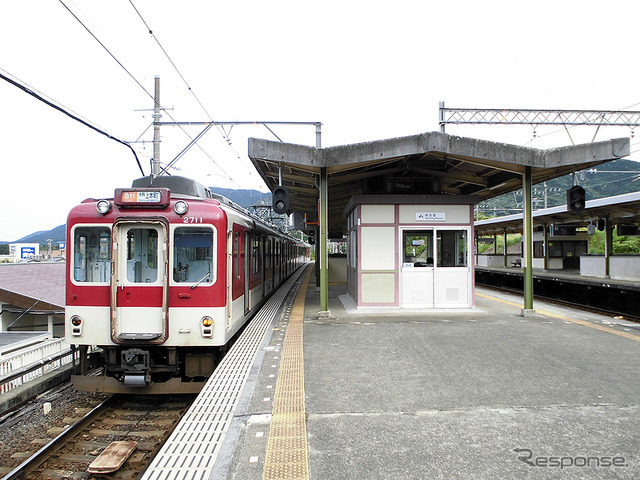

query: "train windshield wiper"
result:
(190, 272), (211, 289)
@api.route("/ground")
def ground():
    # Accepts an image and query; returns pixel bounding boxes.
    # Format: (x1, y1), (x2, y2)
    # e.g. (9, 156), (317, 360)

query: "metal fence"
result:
(0, 338), (75, 394)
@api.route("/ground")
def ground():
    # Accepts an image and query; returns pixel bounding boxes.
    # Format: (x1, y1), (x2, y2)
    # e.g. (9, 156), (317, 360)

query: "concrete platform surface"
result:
(223, 279), (640, 479)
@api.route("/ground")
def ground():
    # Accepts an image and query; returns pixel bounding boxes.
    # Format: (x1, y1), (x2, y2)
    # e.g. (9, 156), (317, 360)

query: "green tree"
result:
(588, 230), (640, 254)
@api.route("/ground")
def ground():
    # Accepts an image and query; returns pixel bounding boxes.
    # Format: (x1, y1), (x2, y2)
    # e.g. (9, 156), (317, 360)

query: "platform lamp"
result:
(567, 185), (586, 214)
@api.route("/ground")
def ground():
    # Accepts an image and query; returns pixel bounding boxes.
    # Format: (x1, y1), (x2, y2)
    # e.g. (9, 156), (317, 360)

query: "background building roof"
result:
(0, 263), (65, 311)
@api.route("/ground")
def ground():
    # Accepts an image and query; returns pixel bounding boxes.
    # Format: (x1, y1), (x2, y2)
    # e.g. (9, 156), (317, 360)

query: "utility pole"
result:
(152, 75), (161, 177)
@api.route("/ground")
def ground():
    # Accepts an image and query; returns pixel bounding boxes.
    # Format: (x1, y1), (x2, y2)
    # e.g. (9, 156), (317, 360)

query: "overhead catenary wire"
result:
(128, 0), (213, 121)
(0, 69), (145, 176)
(59, 0), (238, 184)
(127, 0), (262, 184)
(58, 0), (154, 101)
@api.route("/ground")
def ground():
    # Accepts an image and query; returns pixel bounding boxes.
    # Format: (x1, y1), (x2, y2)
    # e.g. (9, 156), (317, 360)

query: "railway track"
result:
(2, 392), (194, 480)
(478, 283), (640, 324)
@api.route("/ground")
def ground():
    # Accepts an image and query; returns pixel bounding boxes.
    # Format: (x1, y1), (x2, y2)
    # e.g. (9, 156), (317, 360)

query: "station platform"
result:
(147, 265), (640, 479)
(0, 331), (52, 356)
(476, 264), (640, 290)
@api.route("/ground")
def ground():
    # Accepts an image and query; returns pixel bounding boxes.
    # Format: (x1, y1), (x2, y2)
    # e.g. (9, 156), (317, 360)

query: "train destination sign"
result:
(122, 191), (160, 203)
(114, 188), (170, 207)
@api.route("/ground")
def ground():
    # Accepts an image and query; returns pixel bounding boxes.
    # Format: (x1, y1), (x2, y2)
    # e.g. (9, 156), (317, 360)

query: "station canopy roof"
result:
(248, 131), (630, 236)
(475, 191), (640, 236)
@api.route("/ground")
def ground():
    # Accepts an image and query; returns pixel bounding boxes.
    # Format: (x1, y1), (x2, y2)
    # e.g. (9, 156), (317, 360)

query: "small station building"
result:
(248, 131), (629, 313)
(344, 195), (477, 308)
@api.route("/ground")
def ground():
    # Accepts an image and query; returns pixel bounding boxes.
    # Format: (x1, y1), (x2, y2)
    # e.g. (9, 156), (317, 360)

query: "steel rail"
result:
(1, 395), (115, 480)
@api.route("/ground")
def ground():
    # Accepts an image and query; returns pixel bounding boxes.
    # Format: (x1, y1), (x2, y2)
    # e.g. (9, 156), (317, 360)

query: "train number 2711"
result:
(183, 216), (203, 223)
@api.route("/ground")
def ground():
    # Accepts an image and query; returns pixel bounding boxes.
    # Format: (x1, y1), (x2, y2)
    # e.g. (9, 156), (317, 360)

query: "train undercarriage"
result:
(71, 344), (227, 394)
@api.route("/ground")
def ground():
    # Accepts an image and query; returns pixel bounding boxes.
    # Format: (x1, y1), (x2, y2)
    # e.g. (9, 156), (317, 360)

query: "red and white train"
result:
(66, 176), (308, 393)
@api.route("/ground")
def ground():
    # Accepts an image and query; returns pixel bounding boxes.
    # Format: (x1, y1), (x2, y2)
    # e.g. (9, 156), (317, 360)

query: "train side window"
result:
(252, 237), (260, 274)
(234, 233), (241, 280)
(73, 226), (111, 283)
(173, 227), (214, 284)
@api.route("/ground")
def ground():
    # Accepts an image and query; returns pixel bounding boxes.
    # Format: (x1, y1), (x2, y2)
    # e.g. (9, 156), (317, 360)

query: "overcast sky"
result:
(2, 0), (639, 241)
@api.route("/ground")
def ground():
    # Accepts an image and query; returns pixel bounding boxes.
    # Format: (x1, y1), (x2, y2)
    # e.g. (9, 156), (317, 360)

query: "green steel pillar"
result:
(319, 167), (329, 312)
(522, 166), (535, 313)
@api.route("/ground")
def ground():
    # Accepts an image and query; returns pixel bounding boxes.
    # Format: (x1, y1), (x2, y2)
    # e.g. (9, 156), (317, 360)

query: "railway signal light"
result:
(272, 186), (289, 214)
(567, 185), (586, 214)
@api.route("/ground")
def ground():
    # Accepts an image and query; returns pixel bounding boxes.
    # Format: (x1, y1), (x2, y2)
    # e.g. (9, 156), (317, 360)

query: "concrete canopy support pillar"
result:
(543, 221), (549, 271)
(475, 233), (479, 265)
(503, 228), (508, 267)
(319, 167), (329, 313)
(604, 216), (612, 278)
(522, 166), (535, 316)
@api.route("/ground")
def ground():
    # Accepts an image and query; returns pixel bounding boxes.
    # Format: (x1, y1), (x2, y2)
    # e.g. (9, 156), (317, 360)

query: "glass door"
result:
(400, 229), (435, 307)
(434, 228), (471, 308)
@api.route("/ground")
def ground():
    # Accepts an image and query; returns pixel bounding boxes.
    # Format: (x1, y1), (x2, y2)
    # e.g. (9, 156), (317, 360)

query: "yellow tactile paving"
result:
(263, 267), (312, 480)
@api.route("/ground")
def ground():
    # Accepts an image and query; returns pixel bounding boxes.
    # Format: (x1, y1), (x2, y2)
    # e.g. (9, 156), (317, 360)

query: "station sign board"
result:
(416, 212), (446, 222)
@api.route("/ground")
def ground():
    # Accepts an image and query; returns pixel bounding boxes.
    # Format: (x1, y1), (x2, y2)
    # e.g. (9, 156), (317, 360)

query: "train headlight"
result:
(201, 316), (213, 338)
(174, 200), (189, 215)
(70, 315), (83, 336)
(96, 200), (112, 215)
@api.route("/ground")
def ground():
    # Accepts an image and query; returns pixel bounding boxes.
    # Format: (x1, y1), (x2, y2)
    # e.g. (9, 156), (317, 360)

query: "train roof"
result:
(132, 175), (213, 199)
(131, 175), (248, 212)
(129, 176), (305, 243)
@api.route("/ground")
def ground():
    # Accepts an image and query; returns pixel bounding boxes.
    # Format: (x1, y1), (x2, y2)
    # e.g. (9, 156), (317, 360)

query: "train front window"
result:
(73, 226), (111, 283)
(126, 228), (159, 283)
(173, 227), (214, 284)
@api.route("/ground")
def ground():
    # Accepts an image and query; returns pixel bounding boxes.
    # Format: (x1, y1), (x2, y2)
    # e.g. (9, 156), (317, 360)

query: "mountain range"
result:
(4, 158), (640, 245)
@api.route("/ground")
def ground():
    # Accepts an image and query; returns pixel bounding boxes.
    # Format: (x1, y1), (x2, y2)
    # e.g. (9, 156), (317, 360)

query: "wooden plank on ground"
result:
(87, 440), (137, 474)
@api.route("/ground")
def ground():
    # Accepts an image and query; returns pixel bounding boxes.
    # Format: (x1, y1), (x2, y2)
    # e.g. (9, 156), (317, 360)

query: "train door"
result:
(400, 229), (435, 308)
(111, 221), (168, 342)
(261, 235), (266, 298)
(226, 230), (233, 331)
(244, 231), (250, 314)
(270, 238), (275, 291)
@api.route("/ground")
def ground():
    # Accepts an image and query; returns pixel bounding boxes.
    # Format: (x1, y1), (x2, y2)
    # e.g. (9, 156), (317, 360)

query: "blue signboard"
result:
(20, 247), (36, 259)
